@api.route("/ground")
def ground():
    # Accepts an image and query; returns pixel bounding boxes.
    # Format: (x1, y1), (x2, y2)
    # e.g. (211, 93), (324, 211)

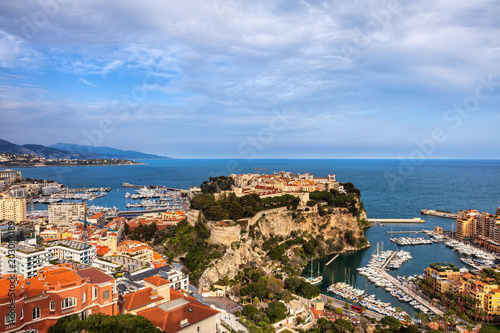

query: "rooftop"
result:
(137, 292), (219, 333)
(120, 287), (164, 310)
(78, 267), (115, 284)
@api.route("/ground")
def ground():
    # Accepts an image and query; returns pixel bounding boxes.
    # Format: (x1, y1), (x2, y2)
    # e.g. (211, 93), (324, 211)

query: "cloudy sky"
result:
(0, 0), (499, 158)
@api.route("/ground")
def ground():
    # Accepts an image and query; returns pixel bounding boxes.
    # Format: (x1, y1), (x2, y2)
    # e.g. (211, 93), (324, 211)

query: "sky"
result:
(0, 0), (499, 159)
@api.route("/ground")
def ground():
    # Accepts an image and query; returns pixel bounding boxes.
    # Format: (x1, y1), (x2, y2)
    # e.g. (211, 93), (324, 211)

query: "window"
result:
(82, 292), (86, 303)
(103, 290), (109, 300)
(20, 308), (23, 320)
(61, 297), (77, 309)
(5, 313), (15, 324)
(93, 287), (98, 299)
(197, 327), (200, 332)
(50, 301), (55, 311)
(32, 307), (41, 320)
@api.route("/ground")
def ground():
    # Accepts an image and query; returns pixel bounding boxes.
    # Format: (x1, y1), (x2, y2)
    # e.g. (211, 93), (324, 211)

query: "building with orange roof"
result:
(118, 287), (165, 314)
(0, 263), (117, 333)
(88, 212), (106, 225)
(136, 288), (218, 333)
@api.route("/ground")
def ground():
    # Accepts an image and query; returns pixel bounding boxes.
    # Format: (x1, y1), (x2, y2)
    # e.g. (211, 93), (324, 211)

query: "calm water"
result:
(15, 159), (500, 313)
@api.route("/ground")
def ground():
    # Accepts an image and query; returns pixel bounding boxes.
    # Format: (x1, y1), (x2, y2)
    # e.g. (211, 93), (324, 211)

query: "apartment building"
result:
(118, 274), (218, 333)
(48, 202), (86, 226)
(0, 243), (51, 278)
(45, 240), (97, 265)
(0, 196), (26, 223)
(424, 263), (461, 293)
(0, 264), (117, 333)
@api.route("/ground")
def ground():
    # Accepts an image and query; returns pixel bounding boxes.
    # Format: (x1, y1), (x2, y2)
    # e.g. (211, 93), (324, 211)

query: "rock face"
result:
(197, 205), (368, 290)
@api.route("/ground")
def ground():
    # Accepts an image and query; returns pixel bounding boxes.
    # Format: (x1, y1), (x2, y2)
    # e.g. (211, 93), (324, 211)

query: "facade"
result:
(426, 264), (500, 316)
(0, 264), (117, 333)
(424, 264), (461, 293)
(46, 240), (97, 265)
(48, 202), (86, 226)
(0, 169), (22, 182)
(0, 243), (51, 278)
(0, 196), (26, 223)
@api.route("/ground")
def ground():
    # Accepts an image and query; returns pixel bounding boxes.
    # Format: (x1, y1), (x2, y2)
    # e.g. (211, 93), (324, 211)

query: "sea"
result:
(14, 159), (500, 314)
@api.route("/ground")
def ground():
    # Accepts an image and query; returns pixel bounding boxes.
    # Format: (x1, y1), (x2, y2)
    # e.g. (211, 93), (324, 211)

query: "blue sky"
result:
(0, 0), (499, 159)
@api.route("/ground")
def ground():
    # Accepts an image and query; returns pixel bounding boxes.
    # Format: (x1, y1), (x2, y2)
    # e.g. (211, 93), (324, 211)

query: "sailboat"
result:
(307, 261), (324, 285)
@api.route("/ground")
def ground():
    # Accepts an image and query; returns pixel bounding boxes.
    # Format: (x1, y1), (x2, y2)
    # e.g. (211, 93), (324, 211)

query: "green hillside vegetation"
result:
(191, 181), (364, 222)
(191, 192), (300, 221)
(48, 313), (164, 333)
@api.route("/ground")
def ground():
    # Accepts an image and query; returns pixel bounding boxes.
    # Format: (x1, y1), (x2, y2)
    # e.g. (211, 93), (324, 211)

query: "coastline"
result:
(0, 162), (147, 168)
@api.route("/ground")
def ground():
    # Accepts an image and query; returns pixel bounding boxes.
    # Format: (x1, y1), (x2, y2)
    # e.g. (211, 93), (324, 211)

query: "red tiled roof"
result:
(78, 268), (115, 284)
(89, 212), (105, 219)
(120, 287), (164, 311)
(144, 276), (171, 286)
(137, 293), (219, 333)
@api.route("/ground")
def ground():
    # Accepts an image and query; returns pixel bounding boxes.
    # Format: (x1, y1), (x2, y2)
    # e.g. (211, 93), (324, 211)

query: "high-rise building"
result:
(48, 202), (86, 226)
(0, 196), (26, 223)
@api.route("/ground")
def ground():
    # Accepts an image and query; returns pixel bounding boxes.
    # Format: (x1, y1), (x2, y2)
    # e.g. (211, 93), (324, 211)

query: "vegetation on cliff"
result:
(190, 192), (300, 221)
(125, 220), (225, 286)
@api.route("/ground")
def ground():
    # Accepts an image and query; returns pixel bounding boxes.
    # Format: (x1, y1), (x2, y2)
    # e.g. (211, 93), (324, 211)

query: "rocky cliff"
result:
(198, 205), (368, 290)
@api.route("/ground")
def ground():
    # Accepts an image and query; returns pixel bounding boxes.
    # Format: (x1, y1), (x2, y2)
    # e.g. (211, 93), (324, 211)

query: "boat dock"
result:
(386, 231), (423, 234)
(421, 209), (458, 219)
(380, 251), (397, 270)
(377, 269), (443, 315)
(326, 254), (339, 266)
(368, 218), (424, 224)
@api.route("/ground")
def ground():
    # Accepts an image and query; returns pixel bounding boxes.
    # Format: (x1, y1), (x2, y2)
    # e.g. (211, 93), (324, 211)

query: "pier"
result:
(326, 254), (339, 266)
(386, 231), (423, 234)
(377, 269), (443, 315)
(421, 209), (457, 219)
(380, 251), (397, 270)
(368, 218), (424, 224)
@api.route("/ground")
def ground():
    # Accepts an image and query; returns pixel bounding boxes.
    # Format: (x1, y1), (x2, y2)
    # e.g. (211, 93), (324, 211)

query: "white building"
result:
(46, 240), (97, 265)
(0, 169), (22, 181)
(163, 267), (189, 291)
(0, 242), (51, 278)
(48, 202), (86, 226)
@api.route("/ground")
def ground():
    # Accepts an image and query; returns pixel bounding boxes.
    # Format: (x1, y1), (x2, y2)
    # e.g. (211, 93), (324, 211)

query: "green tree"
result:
(266, 301), (287, 323)
(380, 316), (402, 332)
(242, 304), (259, 317)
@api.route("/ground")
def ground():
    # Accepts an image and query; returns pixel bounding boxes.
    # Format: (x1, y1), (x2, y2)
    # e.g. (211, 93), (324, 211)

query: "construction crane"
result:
(255, 168), (267, 175)
(78, 216), (116, 265)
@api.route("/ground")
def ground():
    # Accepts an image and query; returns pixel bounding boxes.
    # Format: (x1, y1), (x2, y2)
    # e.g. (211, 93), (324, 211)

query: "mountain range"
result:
(0, 139), (171, 160)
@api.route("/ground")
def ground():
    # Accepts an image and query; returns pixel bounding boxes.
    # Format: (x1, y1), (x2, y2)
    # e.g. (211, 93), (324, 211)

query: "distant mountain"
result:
(49, 143), (171, 160)
(0, 139), (172, 160)
(0, 139), (33, 155)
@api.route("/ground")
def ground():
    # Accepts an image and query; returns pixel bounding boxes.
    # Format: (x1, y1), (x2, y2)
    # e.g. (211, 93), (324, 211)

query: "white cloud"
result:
(78, 77), (98, 88)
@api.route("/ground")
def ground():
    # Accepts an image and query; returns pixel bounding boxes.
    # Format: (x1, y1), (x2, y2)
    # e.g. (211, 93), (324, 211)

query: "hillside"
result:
(50, 142), (171, 160)
(0, 139), (171, 160)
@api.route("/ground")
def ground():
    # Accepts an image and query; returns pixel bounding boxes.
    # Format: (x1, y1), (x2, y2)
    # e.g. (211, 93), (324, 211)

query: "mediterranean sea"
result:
(15, 159), (500, 314)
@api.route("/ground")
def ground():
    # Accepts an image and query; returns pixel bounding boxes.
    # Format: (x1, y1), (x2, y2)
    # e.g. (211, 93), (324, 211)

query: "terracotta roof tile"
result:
(137, 293), (219, 333)
(144, 276), (171, 286)
(120, 287), (164, 310)
(78, 268), (114, 284)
